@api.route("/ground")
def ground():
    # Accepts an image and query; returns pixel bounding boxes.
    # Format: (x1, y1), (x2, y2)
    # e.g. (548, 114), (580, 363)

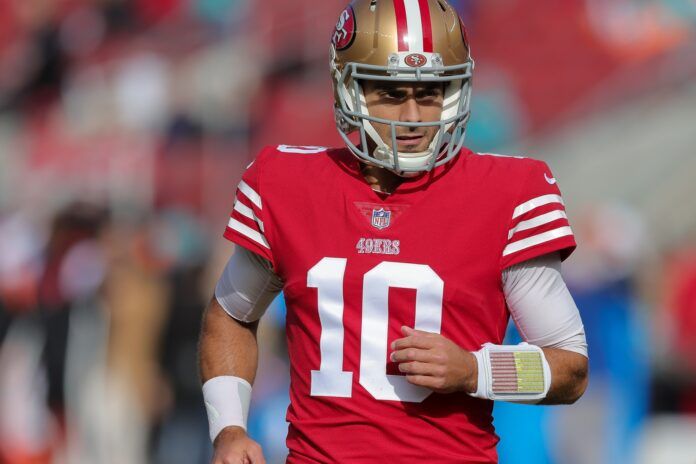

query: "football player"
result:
(199, 1), (588, 463)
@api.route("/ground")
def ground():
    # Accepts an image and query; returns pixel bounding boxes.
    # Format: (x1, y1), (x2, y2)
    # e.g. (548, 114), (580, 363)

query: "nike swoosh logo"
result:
(544, 173), (557, 185)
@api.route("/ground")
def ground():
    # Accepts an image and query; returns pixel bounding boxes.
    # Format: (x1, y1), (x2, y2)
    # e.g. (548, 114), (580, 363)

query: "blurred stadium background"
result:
(0, 0), (695, 463)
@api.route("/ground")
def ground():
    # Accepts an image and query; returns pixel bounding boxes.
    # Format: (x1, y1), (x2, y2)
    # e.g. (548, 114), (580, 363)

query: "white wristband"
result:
(202, 376), (252, 443)
(470, 343), (551, 403)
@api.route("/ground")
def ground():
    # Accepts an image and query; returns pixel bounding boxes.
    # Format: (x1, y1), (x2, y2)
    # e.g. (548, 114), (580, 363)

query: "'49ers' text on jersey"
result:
(223, 145), (576, 464)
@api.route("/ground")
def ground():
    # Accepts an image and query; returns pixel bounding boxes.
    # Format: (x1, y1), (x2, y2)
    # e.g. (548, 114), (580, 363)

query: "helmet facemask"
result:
(332, 47), (474, 176)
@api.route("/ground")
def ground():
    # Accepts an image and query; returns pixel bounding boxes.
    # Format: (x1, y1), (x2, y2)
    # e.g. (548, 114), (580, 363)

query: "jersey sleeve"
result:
(223, 151), (275, 267)
(500, 160), (576, 270)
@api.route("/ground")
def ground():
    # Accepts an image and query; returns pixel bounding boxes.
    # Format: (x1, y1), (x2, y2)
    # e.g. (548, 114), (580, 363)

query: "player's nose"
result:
(399, 96), (421, 124)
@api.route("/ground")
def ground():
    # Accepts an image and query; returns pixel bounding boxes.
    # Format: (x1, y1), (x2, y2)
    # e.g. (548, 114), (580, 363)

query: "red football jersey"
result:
(223, 145), (576, 463)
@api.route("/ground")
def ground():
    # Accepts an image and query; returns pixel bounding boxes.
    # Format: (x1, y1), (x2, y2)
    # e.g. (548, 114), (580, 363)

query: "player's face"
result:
(362, 81), (444, 153)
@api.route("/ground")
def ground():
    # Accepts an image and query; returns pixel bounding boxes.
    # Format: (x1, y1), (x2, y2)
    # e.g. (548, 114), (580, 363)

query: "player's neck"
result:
(361, 164), (404, 195)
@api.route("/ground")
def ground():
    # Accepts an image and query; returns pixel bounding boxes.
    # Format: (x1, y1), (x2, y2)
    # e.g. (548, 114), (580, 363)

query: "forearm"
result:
(539, 347), (588, 405)
(199, 295), (266, 459)
(199, 297), (259, 384)
(453, 345), (587, 404)
(394, 330), (589, 405)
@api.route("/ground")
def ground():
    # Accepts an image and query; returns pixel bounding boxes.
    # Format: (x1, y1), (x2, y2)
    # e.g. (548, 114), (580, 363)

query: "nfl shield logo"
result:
(371, 208), (391, 230)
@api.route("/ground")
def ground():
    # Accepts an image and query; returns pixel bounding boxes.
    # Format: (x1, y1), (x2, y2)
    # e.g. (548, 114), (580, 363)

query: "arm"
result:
(199, 299), (264, 460)
(503, 252), (588, 404)
(390, 331), (588, 405)
(541, 347), (588, 404)
(198, 247), (283, 464)
(391, 253), (588, 405)
(200, 298), (259, 388)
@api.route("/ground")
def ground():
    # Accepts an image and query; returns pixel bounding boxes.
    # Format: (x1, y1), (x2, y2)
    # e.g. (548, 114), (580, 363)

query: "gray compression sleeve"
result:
(214, 246), (283, 323)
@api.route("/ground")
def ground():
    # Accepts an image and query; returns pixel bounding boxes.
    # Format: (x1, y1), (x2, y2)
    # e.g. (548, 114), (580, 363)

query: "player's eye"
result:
(415, 87), (443, 100)
(379, 89), (408, 100)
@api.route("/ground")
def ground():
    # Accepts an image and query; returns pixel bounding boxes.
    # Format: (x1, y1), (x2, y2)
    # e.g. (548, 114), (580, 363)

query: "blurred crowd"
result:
(1, 0), (695, 463)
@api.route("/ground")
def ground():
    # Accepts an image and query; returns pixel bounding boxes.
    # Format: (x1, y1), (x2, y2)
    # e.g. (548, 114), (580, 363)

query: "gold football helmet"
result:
(331, 0), (474, 175)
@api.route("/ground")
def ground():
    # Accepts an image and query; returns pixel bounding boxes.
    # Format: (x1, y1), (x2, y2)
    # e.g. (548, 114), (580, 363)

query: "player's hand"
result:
(391, 326), (477, 394)
(211, 426), (266, 464)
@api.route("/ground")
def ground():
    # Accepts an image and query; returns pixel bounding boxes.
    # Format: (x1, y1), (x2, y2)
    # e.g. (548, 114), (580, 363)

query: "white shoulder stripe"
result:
(503, 226), (573, 257)
(233, 201), (265, 233)
(476, 152), (526, 159)
(513, 194), (564, 219)
(277, 145), (326, 154)
(508, 210), (568, 240)
(238, 181), (262, 209)
(227, 218), (270, 249)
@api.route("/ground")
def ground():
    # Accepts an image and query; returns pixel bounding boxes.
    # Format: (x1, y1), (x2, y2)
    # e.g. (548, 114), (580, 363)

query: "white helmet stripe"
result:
(404, 0), (424, 52)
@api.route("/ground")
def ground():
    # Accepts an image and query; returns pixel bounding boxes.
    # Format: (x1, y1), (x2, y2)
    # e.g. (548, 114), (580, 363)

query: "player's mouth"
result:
(396, 133), (426, 148)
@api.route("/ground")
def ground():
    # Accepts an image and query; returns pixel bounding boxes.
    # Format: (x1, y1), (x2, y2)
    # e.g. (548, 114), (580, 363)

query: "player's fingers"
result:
(401, 326), (439, 338)
(397, 361), (444, 376)
(230, 454), (250, 464)
(391, 335), (435, 351)
(405, 374), (444, 390)
(391, 347), (437, 363)
(211, 449), (236, 464)
(211, 453), (244, 464)
(247, 442), (266, 464)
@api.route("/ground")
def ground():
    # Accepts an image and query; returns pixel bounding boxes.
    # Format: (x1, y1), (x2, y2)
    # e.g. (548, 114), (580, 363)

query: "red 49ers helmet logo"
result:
(405, 53), (427, 67)
(332, 6), (356, 50)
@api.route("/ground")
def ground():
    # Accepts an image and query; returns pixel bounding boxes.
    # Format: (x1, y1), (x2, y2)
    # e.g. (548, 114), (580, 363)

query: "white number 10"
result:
(307, 258), (444, 403)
